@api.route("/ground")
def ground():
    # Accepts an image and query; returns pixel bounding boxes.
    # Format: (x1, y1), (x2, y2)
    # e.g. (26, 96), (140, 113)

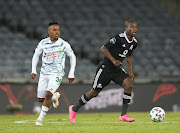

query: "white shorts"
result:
(37, 73), (62, 98)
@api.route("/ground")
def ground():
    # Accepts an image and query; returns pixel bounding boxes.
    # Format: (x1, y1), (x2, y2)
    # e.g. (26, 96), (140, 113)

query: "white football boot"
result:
(35, 119), (42, 126)
(53, 92), (61, 108)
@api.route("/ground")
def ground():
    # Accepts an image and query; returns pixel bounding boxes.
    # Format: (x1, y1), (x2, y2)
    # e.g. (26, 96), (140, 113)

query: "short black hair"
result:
(125, 20), (136, 27)
(48, 22), (59, 27)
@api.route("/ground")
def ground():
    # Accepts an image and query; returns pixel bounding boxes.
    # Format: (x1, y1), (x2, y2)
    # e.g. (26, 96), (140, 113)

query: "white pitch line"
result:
(14, 120), (30, 123)
(14, 120), (68, 124)
(14, 120), (177, 124)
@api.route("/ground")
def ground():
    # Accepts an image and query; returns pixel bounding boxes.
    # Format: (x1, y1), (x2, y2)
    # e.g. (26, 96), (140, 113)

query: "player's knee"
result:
(123, 81), (133, 92)
(45, 92), (53, 100)
(127, 83), (133, 90)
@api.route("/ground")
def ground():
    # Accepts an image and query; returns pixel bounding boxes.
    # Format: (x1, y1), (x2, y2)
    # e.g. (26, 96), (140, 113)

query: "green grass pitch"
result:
(0, 112), (180, 133)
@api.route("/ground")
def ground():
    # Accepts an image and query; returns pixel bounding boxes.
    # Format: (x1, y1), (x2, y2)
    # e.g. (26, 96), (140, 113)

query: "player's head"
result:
(125, 20), (138, 38)
(48, 22), (60, 41)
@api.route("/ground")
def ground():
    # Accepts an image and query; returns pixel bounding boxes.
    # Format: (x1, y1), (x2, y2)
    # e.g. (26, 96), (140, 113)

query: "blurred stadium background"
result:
(0, 0), (179, 114)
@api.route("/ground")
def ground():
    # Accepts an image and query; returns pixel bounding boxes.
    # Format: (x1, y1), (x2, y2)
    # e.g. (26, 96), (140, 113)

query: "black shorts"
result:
(92, 62), (129, 90)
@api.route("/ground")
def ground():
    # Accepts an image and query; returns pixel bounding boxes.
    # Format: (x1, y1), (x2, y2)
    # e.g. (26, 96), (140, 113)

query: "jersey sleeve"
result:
(34, 41), (43, 55)
(104, 34), (121, 49)
(31, 41), (43, 74)
(65, 42), (76, 78)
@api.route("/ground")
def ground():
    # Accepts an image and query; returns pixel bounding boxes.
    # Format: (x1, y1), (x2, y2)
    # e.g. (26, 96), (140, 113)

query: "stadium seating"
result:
(0, 0), (179, 80)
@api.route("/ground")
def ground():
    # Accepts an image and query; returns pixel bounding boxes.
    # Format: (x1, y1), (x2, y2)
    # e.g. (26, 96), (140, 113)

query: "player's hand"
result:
(31, 73), (36, 79)
(129, 72), (135, 82)
(68, 78), (75, 84)
(112, 60), (122, 66)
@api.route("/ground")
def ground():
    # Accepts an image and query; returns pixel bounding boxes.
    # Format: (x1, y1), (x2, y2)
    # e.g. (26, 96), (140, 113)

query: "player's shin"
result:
(121, 92), (131, 116)
(72, 94), (89, 112)
(38, 105), (49, 121)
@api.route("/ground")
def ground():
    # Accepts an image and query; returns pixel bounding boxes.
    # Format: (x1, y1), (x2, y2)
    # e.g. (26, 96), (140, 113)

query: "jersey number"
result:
(123, 50), (128, 56)
(56, 77), (62, 83)
(119, 50), (128, 57)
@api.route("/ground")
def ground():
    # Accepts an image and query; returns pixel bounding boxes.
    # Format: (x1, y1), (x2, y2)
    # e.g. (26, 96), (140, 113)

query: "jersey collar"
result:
(124, 31), (135, 43)
(48, 37), (60, 43)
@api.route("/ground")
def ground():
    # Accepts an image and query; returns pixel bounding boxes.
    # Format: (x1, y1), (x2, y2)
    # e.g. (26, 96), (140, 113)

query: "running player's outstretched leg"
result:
(119, 77), (135, 122)
(36, 91), (53, 125)
(69, 89), (100, 124)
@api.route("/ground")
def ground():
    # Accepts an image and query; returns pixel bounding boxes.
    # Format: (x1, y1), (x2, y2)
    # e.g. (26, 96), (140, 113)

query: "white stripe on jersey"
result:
(119, 31), (137, 43)
(93, 68), (103, 89)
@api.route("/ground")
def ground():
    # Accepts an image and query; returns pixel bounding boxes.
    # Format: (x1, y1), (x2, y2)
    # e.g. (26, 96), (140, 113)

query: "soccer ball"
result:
(150, 107), (165, 122)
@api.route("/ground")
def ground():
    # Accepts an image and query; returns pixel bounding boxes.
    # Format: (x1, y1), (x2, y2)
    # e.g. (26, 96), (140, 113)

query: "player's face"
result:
(48, 24), (60, 41)
(126, 22), (138, 38)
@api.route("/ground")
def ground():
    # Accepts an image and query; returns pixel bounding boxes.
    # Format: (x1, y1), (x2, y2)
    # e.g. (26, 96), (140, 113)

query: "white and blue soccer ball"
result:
(150, 107), (165, 122)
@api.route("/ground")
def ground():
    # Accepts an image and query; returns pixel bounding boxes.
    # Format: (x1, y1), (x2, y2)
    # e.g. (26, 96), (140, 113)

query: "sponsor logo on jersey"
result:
(110, 37), (116, 44)
(44, 52), (57, 57)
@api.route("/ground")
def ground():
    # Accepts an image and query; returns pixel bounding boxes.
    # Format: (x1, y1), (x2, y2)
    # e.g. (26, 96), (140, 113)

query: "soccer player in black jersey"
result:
(69, 20), (138, 124)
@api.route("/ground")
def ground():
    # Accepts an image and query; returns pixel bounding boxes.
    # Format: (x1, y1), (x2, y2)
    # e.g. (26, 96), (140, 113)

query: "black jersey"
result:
(103, 31), (138, 68)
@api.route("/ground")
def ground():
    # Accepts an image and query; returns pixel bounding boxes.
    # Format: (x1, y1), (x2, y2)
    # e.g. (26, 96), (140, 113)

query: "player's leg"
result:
(112, 67), (135, 122)
(50, 76), (62, 108)
(36, 74), (48, 125)
(72, 88), (101, 112)
(69, 63), (111, 124)
(121, 77), (133, 115)
(36, 75), (62, 125)
(72, 64), (110, 112)
(36, 91), (53, 125)
(69, 88), (101, 124)
(119, 77), (135, 122)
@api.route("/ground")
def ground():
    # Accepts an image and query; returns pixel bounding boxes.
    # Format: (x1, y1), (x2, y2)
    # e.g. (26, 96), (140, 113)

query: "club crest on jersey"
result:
(110, 37), (116, 44)
(44, 52), (57, 57)
(58, 48), (62, 52)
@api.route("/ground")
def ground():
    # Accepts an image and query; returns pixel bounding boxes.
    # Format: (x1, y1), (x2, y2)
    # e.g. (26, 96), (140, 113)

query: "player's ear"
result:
(48, 26), (51, 34)
(125, 25), (128, 31)
(48, 29), (51, 35)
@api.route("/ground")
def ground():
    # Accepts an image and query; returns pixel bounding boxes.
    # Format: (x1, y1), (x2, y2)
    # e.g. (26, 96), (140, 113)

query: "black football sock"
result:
(121, 92), (131, 116)
(72, 94), (89, 112)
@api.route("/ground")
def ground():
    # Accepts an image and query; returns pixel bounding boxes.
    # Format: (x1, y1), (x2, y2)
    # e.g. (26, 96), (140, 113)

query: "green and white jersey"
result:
(32, 37), (76, 78)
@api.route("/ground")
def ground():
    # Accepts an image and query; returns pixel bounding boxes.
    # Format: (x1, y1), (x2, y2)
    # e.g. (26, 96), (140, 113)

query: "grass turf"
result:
(0, 112), (179, 133)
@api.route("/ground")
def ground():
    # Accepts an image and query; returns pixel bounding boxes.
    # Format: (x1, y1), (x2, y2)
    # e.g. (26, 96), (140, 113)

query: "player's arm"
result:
(66, 44), (76, 83)
(125, 56), (135, 82)
(100, 45), (122, 66)
(31, 44), (42, 79)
